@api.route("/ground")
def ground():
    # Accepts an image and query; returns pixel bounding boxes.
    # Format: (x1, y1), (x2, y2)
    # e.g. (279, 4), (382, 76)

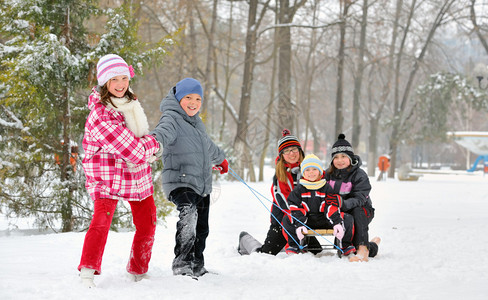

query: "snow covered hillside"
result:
(1, 168), (487, 300)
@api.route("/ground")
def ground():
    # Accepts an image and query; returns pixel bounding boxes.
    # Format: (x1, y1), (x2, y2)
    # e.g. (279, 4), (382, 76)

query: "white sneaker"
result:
(80, 268), (96, 288)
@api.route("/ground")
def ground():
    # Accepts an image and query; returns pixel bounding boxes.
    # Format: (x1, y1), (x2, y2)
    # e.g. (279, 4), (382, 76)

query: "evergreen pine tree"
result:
(0, 0), (172, 232)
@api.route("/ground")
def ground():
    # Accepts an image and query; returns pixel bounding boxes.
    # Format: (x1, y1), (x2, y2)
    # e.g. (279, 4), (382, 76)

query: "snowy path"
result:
(1, 171), (487, 299)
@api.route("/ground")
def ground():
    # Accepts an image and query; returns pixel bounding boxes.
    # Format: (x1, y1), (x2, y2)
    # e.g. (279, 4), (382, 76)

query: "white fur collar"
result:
(108, 97), (149, 138)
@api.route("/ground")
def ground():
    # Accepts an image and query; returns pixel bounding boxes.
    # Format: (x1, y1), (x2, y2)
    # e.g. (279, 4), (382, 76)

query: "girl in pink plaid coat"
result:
(78, 54), (161, 288)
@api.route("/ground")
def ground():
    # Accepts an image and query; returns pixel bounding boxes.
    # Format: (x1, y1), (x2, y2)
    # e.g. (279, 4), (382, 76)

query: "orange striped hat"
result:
(277, 129), (302, 154)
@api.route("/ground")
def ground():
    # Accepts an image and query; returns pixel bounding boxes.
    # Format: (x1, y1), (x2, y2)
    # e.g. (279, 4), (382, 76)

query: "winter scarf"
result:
(107, 96), (151, 168)
(107, 96), (149, 138)
(299, 178), (326, 190)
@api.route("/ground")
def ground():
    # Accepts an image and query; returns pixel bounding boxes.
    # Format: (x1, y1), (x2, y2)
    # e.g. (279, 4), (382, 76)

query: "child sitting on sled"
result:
(325, 134), (381, 261)
(282, 154), (355, 255)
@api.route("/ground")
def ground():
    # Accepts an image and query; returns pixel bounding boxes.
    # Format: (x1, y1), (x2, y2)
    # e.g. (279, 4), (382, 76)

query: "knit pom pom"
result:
(282, 128), (291, 137)
(338, 133), (346, 140)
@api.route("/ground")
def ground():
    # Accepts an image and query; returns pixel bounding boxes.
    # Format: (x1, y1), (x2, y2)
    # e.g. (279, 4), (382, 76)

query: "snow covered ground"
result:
(1, 168), (488, 300)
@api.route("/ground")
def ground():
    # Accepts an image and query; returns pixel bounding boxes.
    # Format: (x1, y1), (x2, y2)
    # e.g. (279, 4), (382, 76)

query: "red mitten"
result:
(214, 159), (229, 174)
(333, 224), (344, 240)
(296, 226), (308, 241)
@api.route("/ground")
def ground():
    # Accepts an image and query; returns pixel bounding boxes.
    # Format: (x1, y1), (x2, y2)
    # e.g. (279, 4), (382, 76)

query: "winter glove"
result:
(333, 224), (344, 240)
(154, 141), (163, 158)
(213, 159), (229, 174)
(296, 226), (308, 241)
(148, 141), (163, 163)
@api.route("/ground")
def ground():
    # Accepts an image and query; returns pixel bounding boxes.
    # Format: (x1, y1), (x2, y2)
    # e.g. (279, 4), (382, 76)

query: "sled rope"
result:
(228, 167), (303, 248)
(228, 167), (343, 253)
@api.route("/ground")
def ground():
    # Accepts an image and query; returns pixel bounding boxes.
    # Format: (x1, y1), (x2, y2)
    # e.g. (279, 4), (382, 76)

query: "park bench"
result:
(398, 164), (421, 181)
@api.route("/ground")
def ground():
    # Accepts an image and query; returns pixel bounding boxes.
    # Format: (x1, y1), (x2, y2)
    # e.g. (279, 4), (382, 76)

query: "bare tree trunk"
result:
(175, 1), (197, 75)
(201, 0), (218, 124)
(367, 123), (379, 176)
(234, 0), (270, 181)
(304, 2), (322, 154)
(388, 0), (455, 178)
(259, 4), (280, 182)
(234, 0), (257, 178)
(61, 87), (73, 233)
(61, 9), (73, 232)
(277, 0), (293, 131)
(188, 1), (197, 75)
(276, 0), (307, 132)
(351, 0), (368, 149)
(335, 0), (351, 137)
(388, 0), (414, 178)
(470, 0), (488, 55)
(367, 0), (402, 177)
(218, 0), (234, 142)
(258, 92), (275, 181)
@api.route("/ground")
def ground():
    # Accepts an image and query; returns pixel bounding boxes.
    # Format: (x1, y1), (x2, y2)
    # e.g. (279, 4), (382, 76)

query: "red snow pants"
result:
(78, 196), (157, 275)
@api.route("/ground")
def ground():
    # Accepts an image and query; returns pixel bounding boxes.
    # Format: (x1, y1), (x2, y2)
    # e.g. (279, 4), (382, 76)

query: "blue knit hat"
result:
(301, 154), (324, 176)
(175, 78), (203, 102)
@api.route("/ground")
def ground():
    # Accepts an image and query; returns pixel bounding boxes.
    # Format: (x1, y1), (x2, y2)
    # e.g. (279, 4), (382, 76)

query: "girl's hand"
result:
(333, 224), (344, 240)
(296, 226), (308, 241)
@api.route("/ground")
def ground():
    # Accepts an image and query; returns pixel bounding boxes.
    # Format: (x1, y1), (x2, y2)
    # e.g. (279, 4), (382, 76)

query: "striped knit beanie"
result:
(301, 154), (324, 176)
(331, 133), (354, 161)
(96, 54), (134, 87)
(277, 129), (302, 154)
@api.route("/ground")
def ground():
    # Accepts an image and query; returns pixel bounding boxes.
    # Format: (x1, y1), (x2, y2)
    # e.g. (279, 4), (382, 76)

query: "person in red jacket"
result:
(238, 129), (306, 255)
(78, 54), (160, 287)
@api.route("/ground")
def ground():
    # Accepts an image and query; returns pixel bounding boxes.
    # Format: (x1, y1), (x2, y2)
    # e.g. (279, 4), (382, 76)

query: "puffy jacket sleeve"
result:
(272, 175), (290, 210)
(287, 186), (306, 226)
(150, 113), (178, 147)
(207, 136), (226, 165)
(89, 107), (159, 164)
(325, 194), (343, 225)
(342, 169), (371, 211)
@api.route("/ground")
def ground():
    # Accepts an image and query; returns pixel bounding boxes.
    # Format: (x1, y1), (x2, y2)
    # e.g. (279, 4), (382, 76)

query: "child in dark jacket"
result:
(151, 78), (228, 277)
(325, 134), (381, 262)
(283, 154), (355, 255)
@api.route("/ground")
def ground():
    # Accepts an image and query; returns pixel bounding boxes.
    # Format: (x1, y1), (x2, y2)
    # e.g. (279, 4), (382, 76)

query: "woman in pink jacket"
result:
(77, 54), (160, 288)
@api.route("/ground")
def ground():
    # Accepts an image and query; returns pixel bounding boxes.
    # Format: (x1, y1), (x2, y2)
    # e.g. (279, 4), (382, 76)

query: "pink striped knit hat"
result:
(96, 54), (135, 86)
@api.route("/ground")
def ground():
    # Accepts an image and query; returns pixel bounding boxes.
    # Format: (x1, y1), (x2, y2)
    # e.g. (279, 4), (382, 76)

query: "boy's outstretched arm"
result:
(150, 114), (177, 146)
(207, 137), (226, 168)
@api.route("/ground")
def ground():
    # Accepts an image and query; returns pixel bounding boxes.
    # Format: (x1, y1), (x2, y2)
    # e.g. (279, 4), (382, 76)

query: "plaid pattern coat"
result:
(82, 87), (160, 201)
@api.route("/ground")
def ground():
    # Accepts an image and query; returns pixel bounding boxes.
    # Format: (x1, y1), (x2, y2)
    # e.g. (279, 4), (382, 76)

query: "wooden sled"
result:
(300, 229), (336, 251)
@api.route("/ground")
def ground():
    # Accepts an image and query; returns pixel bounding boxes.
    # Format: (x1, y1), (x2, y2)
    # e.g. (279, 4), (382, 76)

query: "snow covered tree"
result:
(0, 0), (172, 232)
(414, 72), (488, 143)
